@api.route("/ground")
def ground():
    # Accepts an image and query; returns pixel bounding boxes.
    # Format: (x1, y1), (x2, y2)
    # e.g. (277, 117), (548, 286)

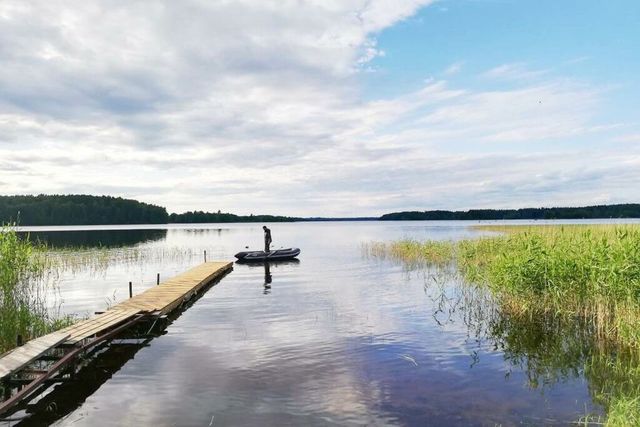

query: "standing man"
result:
(263, 225), (272, 253)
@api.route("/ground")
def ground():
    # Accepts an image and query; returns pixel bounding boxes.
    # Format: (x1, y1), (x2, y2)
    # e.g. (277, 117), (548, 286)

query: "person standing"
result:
(263, 225), (272, 253)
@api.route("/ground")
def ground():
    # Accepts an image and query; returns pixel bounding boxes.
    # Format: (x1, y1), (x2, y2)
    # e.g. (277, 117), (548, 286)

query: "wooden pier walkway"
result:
(0, 261), (232, 414)
(57, 261), (232, 345)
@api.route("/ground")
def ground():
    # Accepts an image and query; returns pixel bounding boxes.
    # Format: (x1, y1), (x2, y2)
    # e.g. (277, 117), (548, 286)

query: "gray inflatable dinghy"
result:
(235, 247), (301, 262)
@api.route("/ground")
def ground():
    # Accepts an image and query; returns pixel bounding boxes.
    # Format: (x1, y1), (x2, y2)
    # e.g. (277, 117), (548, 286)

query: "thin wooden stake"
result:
(157, 273), (160, 285)
(204, 250), (207, 263)
(129, 281), (133, 298)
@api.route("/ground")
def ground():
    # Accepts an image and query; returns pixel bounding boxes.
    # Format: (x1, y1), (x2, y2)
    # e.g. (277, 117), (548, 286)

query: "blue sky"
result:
(368, 1), (640, 116)
(0, 0), (638, 216)
(361, 3), (636, 163)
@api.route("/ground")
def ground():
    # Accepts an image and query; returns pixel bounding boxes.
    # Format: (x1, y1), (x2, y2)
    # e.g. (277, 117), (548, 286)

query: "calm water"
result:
(7, 220), (638, 426)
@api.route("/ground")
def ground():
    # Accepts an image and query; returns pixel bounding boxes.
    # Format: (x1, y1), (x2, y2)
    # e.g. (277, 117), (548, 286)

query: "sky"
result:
(0, 0), (639, 217)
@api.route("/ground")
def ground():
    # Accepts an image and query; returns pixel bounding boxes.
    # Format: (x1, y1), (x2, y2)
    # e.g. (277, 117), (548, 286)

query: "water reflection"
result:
(20, 229), (167, 248)
(1, 269), (231, 426)
(484, 305), (634, 418)
(235, 260), (301, 294)
(425, 272), (632, 420)
(1, 222), (625, 425)
(264, 262), (272, 293)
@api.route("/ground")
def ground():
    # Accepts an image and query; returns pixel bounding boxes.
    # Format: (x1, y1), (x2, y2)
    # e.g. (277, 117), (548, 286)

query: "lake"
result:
(7, 220), (638, 426)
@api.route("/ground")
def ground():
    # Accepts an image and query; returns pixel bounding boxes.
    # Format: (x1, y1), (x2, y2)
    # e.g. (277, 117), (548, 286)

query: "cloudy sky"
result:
(1, 0), (638, 216)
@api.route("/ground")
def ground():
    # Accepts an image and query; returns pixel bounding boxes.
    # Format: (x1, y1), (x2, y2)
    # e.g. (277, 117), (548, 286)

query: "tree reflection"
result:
(20, 229), (167, 249)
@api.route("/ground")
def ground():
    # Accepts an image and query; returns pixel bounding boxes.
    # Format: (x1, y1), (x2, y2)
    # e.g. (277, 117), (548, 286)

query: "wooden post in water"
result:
(157, 273), (160, 285)
(129, 281), (133, 299)
(2, 380), (10, 400)
(204, 250), (207, 263)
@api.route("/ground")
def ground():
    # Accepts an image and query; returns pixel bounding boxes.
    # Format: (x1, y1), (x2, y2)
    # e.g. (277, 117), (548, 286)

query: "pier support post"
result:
(2, 380), (10, 400)
(129, 281), (133, 299)
(157, 273), (160, 285)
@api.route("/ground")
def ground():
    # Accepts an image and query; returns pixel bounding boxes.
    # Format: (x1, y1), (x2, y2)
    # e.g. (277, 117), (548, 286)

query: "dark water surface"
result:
(6, 221), (627, 426)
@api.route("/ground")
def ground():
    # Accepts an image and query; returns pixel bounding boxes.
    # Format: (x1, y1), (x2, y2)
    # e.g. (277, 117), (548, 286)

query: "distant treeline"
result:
(0, 195), (298, 225)
(168, 211), (299, 223)
(0, 195), (168, 225)
(380, 204), (640, 221)
(2, 195), (639, 225)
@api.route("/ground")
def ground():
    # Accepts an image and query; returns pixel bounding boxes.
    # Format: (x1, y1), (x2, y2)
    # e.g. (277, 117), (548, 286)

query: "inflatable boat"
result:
(235, 247), (301, 262)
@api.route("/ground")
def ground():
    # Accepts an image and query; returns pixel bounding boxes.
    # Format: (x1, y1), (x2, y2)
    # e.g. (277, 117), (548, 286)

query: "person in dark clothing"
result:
(263, 226), (272, 253)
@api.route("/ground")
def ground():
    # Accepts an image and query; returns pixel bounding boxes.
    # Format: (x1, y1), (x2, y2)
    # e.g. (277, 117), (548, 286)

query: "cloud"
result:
(615, 133), (640, 144)
(0, 2), (637, 216)
(443, 61), (464, 76)
(482, 63), (549, 81)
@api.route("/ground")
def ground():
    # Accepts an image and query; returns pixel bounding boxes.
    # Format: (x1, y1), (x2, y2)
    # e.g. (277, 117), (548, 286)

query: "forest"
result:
(0, 195), (297, 225)
(168, 211), (299, 223)
(2, 196), (639, 225)
(0, 195), (168, 225)
(380, 204), (640, 221)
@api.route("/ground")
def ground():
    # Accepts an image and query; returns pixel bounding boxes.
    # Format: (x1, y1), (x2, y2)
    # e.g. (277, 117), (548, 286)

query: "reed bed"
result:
(363, 240), (455, 269)
(0, 226), (72, 353)
(41, 245), (201, 276)
(366, 224), (640, 425)
(368, 225), (640, 346)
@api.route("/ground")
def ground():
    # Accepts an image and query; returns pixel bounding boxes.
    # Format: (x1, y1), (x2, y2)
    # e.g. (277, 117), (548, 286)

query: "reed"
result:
(369, 225), (640, 344)
(605, 396), (640, 427)
(367, 224), (640, 425)
(0, 226), (72, 353)
(363, 240), (454, 269)
(41, 245), (201, 275)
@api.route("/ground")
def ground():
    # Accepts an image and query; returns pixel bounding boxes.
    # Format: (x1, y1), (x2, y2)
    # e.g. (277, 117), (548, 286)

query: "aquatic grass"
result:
(369, 224), (640, 424)
(369, 225), (640, 346)
(474, 225), (640, 303)
(363, 239), (455, 269)
(0, 226), (73, 353)
(41, 245), (202, 276)
(604, 396), (640, 427)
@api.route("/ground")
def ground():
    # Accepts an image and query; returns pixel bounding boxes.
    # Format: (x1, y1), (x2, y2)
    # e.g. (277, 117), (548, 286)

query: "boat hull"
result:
(235, 248), (301, 262)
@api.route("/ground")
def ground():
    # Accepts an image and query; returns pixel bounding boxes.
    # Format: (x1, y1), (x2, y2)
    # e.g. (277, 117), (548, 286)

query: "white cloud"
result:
(482, 63), (549, 81)
(0, 1), (637, 216)
(615, 133), (640, 144)
(443, 61), (464, 76)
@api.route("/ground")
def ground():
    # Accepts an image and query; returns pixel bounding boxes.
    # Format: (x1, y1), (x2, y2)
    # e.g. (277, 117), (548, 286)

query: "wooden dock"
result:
(57, 261), (232, 345)
(0, 261), (232, 414)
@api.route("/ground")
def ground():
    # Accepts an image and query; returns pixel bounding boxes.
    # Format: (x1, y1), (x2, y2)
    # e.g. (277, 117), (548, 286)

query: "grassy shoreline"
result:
(366, 224), (640, 426)
(370, 224), (640, 342)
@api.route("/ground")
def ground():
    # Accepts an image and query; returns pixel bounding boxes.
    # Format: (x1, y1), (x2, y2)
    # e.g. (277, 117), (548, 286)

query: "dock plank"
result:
(63, 308), (141, 344)
(116, 262), (232, 315)
(0, 261), (233, 376)
(0, 333), (69, 379)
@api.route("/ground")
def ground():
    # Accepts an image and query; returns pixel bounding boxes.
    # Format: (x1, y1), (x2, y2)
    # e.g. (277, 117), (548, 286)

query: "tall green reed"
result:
(366, 224), (640, 425)
(0, 226), (70, 353)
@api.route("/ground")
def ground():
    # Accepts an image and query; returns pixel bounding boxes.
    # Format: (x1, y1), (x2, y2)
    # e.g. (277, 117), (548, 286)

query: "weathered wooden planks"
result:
(0, 261), (232, 378)
(60, 261), (232, 343)
(59, 308), (142, 344)
(0, 332), (70, 380)
(116, 262), (232, 315)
